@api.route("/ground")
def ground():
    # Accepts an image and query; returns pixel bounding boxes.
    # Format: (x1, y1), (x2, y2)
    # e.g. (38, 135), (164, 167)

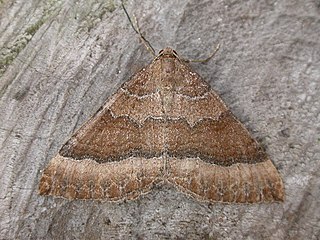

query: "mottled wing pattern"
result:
(39, 62), (166, 201)
(163, 58), (284, 202)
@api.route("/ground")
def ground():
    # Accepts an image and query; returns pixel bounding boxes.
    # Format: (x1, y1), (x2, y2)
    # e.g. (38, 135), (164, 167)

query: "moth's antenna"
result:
(121, 2), (156, 57)
(183, 44), (220, 63)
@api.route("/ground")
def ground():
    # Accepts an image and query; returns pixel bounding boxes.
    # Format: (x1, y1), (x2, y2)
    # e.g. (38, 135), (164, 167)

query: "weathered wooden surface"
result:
(0, 0), (319, 239)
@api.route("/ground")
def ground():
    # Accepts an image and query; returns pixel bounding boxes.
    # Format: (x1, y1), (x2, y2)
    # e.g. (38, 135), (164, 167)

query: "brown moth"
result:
(39, 48), (284, 203)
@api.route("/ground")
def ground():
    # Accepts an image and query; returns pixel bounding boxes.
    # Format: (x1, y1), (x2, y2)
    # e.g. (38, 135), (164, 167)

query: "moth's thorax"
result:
(156, 48), (180, 75)
(161, 57), (176, 75)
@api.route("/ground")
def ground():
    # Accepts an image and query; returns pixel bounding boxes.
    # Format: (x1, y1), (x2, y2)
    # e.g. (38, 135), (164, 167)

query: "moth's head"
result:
(157, 48), (179, 59)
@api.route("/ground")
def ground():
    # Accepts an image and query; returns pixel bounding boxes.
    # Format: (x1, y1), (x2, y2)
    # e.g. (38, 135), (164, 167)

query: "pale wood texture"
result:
(0, 0), (319, 239)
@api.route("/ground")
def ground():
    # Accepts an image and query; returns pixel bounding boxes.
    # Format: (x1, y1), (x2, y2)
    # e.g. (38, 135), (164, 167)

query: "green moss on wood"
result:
(0, 0), (61, 77)
(79, 0), (117, 32)
(25, 19), (46, 36)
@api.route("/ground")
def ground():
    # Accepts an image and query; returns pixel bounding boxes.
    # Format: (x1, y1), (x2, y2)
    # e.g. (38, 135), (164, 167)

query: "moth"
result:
(39, 47), (284, 203)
